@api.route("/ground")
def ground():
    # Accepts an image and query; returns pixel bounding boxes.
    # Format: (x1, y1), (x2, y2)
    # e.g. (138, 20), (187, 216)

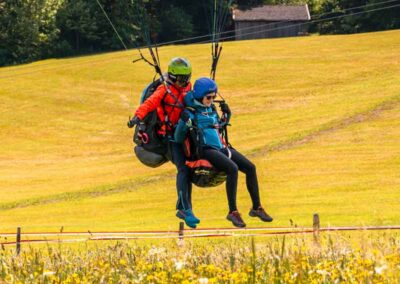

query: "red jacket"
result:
(135, 82), (191, 134)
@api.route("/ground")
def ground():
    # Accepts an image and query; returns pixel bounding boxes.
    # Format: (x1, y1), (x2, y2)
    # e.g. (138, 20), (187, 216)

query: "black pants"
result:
(202, 147), (261, 212)
(170, 141), (192, 211)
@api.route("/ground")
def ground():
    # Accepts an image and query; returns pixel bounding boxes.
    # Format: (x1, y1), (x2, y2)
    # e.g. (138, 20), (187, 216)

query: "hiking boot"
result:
(249, 206), (273, 222)
(176, 209), (200, 229)
(227, 211), (246, 228)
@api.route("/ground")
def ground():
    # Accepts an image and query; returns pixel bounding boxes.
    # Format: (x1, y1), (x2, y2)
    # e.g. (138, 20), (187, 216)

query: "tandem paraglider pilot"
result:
(127, 57), (201, 228)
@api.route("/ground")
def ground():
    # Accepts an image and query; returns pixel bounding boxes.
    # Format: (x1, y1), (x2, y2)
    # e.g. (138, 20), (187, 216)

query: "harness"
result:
(183, 105), (228, 188)
(159, 82), (186, 136)
(184, 104), (229, 159)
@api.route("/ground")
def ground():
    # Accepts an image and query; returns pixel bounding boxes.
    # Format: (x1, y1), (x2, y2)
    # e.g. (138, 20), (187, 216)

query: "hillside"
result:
(0, 30), (399, 232)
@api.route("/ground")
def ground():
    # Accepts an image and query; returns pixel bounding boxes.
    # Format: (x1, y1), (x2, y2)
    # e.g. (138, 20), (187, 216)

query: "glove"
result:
(127, 116), (140, 128)
(180, 110), (191, 123)
(220, 102), (231, 115)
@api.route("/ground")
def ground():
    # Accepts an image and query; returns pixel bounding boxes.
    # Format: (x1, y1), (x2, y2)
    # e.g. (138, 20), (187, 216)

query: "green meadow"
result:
(0, 30), (399, 233)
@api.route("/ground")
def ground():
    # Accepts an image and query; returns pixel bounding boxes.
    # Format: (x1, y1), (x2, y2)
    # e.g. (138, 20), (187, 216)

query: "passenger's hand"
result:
(127, 116), (140, 128)
(220, 102), (231, 115)
(180, 110), (191, 123)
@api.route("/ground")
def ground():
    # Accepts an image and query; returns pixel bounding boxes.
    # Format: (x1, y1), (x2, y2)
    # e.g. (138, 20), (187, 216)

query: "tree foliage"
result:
(317, 0), (400, 34)
(55, 0), (139, 56)
(0, 0), (62, 66)
(0, 0), (399, 66)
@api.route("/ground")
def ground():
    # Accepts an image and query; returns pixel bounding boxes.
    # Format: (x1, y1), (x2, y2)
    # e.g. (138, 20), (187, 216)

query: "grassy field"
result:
(0, 30), (399, 233)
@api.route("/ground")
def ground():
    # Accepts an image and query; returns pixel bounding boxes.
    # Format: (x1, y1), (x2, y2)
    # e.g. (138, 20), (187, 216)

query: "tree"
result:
(55, 0), (103, 54)
(157, 5), (194, 42)
(359, 0), (400, 32)
(317, 0), (400, 34)
(0, 0), (61, 66)
(55, 0), (139, 56)
(234, 0), (265, 9)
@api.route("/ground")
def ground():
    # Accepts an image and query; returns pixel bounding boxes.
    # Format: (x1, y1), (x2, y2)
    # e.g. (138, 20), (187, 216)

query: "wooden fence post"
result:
(178, 222), (184, 247)
(179, 222), (184, 240)
(313, 214), (320, 242)
(16, 227), (21, 255)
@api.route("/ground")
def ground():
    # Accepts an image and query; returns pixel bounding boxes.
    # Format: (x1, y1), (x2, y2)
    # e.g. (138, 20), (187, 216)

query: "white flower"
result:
(148, 246), (166, 256)
(375, 265), (388, 275)
(43, 271), (55, 277)
(199, 278), (209, 284)
(175, 261), (185, 270)
(316, 270), (329, 276)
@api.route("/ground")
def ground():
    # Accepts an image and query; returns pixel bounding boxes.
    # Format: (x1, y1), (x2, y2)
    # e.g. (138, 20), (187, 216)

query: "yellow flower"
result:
(206, 264), (215, 273)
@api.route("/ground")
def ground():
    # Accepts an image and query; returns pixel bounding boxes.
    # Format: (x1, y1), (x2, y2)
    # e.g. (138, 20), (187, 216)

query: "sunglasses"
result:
(169, 74), (191, 85)
(205, 94), (216, 100)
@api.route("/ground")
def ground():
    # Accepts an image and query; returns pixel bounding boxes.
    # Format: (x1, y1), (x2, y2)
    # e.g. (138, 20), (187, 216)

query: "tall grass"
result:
(1, 232), (399, 283)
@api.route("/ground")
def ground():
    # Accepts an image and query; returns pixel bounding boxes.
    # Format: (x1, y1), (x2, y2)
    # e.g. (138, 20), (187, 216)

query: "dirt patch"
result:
(0, 173), (175, 211)
(249, 95), (400, 158)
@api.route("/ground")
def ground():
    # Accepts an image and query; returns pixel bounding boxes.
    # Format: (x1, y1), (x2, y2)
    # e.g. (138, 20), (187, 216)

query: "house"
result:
(232, 4), (311, 40)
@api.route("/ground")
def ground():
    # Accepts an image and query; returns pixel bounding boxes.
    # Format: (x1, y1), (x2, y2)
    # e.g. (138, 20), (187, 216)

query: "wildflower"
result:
(291, 272), (298, 279)
(175, 260), (185, 270)
(148, 246), (166, 256)
(43, 271), (55, 277)
(206, 264), (216, 273)
(316, 269), (329, 276)
(375, 264), (388, 275)
(156, 261), (164, 270)
(231, 272), (238, 281)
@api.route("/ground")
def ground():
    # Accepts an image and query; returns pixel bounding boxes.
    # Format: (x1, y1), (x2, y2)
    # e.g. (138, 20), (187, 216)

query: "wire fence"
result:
(2, 224), (400, 247)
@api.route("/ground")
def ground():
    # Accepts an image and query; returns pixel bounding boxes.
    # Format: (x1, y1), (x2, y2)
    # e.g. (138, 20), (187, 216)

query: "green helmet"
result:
(167, 57), (192, 86)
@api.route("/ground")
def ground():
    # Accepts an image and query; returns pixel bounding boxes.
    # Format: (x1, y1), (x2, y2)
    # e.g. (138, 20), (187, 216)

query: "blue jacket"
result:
(175, 91), (224, 150)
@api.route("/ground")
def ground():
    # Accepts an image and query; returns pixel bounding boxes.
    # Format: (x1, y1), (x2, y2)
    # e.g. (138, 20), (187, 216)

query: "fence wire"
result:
(1, 225), (400, 246)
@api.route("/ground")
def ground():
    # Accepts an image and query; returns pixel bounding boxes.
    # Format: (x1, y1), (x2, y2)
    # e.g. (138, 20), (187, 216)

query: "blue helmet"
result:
(193, 77), (218, 99)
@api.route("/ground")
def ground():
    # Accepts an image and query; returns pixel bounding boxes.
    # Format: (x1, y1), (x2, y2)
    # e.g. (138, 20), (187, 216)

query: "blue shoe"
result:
(176, 209), (200, 228)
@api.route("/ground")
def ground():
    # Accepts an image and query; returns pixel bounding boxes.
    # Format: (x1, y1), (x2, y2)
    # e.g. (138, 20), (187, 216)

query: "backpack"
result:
(133, 78), (171, 168)
(183, 108), (227, 188)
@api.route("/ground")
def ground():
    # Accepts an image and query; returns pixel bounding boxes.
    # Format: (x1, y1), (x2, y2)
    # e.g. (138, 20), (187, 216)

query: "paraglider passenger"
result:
(175, 77), (273, 228)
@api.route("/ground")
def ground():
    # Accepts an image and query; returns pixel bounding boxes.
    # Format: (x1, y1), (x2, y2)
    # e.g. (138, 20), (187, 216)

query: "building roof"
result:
(233, 4), (311, 22)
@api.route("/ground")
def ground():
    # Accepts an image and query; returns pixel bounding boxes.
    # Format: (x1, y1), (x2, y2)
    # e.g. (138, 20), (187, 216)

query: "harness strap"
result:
(160, 91), (173, 135)
(226, 147), (232, 159)
(160, 83), (186, 136)
(165, 82), (185, 109)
